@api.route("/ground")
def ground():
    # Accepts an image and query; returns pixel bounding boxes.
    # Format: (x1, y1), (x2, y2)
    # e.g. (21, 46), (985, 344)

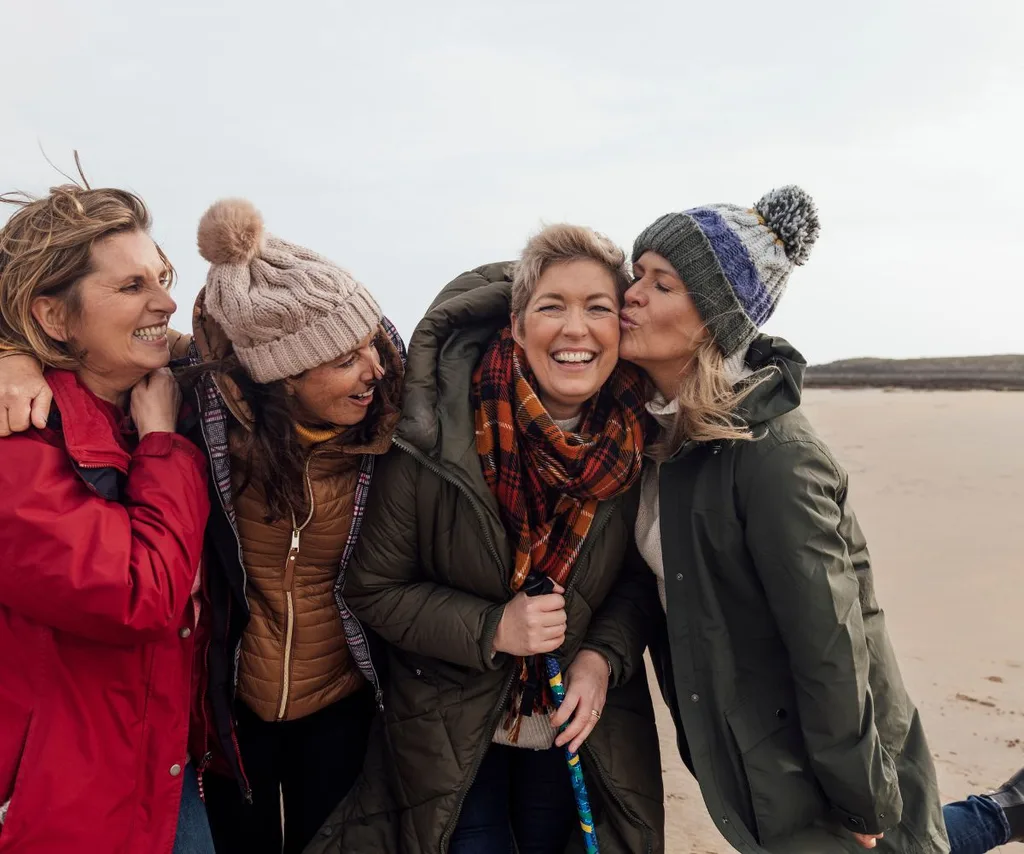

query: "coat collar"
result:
(46, 369), (133, 474)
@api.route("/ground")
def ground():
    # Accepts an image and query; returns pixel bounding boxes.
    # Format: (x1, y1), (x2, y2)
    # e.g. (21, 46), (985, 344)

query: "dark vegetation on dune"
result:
(805, 355), (1024, 391)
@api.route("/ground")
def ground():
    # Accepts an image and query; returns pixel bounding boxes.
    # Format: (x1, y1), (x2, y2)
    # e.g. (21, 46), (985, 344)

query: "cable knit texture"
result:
(632, 185), (820, 357)
(197, 199), (382, 383)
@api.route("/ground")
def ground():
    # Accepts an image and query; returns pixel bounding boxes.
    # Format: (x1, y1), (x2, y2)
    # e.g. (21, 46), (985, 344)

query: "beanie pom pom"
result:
(754, 185), (820, 266)
(197, 198), (264, 265)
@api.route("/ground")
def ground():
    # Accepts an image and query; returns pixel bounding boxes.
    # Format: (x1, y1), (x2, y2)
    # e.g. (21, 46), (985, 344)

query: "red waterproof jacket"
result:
(0, 370), (210, 854)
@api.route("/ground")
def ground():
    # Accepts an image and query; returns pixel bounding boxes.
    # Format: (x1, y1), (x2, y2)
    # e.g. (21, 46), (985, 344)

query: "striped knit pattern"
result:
(632, 185), (820, 357)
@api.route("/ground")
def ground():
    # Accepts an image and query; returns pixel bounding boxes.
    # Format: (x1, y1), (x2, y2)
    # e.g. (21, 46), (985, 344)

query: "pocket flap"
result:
(725, 687), (799, 753)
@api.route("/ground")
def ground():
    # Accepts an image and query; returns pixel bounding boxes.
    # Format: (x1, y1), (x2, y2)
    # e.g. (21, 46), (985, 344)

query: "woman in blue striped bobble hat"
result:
(620, 187), (953, 853)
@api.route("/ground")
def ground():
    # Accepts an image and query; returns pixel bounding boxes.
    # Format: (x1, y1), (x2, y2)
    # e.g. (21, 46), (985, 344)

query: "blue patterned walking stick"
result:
(523, 572), (600, 853)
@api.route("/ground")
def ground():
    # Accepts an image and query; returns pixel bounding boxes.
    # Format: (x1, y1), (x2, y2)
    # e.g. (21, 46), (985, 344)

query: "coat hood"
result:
(737, 334), (808, 428)
(399, 261), (513, 474)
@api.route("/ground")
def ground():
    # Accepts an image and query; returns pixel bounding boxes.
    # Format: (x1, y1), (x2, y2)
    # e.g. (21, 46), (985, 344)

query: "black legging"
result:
(203, 689), (374, 854)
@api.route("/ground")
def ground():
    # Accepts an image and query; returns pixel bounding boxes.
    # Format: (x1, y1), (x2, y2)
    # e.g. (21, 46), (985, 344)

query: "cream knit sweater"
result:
(634, 395), (679, 612)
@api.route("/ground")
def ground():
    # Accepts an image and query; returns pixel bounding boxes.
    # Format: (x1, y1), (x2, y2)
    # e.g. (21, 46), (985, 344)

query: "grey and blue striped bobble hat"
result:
(632, 185), (820, 357)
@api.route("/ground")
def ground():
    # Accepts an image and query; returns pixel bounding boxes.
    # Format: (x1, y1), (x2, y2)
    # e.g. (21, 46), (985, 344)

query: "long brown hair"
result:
(183, 332), (399, 523)
(0, 176), (173, 367)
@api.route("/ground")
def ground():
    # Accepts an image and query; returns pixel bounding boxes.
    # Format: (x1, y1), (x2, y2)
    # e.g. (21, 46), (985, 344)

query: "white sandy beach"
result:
(658, 389), (1024, 853)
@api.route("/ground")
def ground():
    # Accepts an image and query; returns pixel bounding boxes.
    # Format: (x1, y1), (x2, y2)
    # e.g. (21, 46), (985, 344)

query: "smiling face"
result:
(31, 229), (177, 403)
(511, 258), (621, 420)
(619, 251), (708, 398)
(286, 332), (385, 427)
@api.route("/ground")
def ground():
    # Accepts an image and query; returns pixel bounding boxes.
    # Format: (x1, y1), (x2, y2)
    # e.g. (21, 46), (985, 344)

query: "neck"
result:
(540, 396), (583, 422)
(76, 369), (132, 410)
(643, 360), (693, 402)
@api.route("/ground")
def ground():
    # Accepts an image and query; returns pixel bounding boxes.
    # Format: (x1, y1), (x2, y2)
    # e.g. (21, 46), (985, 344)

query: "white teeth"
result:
(133, 323), (167, 341)
(353, 390), (374, 399)
(552, 351), (595, 364)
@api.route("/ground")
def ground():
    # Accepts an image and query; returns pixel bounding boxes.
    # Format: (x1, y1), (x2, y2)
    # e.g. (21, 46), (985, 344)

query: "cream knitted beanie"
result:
(197, 199), (382, 384)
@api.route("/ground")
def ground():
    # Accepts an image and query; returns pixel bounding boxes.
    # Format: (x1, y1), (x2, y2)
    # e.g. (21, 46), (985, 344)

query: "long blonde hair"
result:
(649, 336), (770, 460)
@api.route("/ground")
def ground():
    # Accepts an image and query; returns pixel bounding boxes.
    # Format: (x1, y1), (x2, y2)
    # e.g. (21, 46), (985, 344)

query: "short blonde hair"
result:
(0, 183), (173, 369)
(510, 223), (630, 323)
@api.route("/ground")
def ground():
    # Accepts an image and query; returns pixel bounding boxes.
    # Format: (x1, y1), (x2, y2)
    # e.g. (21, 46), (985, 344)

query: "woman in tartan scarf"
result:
(309, 225), (665, 854)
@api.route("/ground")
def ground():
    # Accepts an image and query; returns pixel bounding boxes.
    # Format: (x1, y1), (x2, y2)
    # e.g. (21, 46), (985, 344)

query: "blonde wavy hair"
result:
(510, 223), (631, 325)
(648, 335), (770, 460)
(0, 174), (173, 370)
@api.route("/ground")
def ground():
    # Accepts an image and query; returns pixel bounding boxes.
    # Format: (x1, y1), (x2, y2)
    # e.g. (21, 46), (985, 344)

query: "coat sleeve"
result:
(167, 329), (194, 361)
(0, 431), (210, 645)
(742, 438), (902, 836)
(579, 538), (660, 688)
(345, 450), (507, 672)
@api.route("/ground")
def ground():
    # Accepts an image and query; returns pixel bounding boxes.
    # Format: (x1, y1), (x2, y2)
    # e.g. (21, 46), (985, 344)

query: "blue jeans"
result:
(944, 796), (1011, 854)
(449, 744), (577, 854)
(173, 763), (216, 854)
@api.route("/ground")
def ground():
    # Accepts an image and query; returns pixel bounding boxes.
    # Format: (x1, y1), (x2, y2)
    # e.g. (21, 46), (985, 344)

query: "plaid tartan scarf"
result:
(473, 326), (647, 738)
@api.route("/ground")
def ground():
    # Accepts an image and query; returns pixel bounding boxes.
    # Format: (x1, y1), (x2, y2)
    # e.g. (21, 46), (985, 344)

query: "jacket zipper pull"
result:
(284, 528), (300, 587)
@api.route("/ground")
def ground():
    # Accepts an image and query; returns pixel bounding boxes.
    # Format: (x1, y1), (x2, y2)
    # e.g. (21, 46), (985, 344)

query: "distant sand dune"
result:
(806, 354), (1024, 390)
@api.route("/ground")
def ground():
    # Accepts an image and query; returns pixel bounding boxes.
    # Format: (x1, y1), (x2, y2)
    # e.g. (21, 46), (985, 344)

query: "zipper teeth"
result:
(278, 454), (316, 721)
(440, 671), (517, 853)
(393, 438), (507, 586)
(277, 591), (296, 719)
(391, 438), (513, 853)
(582, 741), (654, 853)
(196, 380), (248, 601)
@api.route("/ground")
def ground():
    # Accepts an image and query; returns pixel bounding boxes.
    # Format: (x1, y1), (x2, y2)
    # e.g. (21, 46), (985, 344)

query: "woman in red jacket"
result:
(0, 183), (212, 853)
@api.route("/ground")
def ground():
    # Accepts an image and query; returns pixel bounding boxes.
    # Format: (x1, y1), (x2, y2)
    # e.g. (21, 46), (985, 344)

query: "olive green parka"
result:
(649, 335), (949, 853)
(309, 264), (665, 854)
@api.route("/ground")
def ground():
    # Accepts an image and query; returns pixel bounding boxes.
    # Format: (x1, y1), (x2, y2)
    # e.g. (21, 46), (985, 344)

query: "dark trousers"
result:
(449, 743), (577, 854)
(203, 689), (374, 854)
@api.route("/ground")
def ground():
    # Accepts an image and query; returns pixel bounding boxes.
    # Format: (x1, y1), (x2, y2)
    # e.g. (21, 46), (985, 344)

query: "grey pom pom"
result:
(754, 185), (820, 266)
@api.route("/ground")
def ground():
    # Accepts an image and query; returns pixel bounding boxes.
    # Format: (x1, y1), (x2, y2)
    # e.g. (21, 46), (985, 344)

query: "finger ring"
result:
(590, 709), (601, 720)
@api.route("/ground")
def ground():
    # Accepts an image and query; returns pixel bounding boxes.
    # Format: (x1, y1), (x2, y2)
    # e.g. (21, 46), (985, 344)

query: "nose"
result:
(624, 279), (647, 307)
(563, 306), (587, 338)
(359, 346), (383, 383)
(150, 286), (177, 316)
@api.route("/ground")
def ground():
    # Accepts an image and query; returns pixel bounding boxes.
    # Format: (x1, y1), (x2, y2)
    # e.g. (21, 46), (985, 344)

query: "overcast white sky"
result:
(3, 0), (1022, 363)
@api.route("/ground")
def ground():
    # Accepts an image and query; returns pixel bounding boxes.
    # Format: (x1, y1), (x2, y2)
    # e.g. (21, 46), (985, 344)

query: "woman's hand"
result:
(551, 649), (610, 754)
(492, 583), (566, 657)
(0, 353), (51, 435)
(130, 368), (181, 439)
(852, 833), (884, 849)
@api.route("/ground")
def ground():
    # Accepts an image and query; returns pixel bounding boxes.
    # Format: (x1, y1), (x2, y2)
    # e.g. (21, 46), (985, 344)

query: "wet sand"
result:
(658, 389), (1024, 853)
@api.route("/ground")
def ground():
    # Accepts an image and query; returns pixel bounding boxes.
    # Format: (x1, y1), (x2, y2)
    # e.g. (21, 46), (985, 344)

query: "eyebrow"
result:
(534, 292), (617, 303)
(115, 266), (169, 285)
